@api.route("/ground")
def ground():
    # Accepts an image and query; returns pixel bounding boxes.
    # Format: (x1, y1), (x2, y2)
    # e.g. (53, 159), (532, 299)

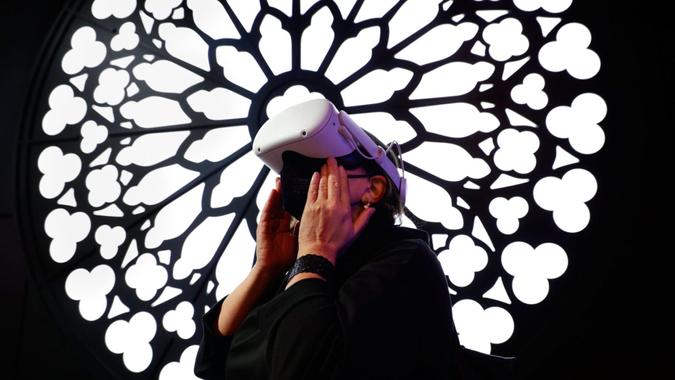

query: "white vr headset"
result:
(252, 99), (407, 205)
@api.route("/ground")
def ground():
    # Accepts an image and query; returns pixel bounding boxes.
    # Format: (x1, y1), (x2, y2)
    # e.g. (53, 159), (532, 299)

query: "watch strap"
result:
(283, 254), (335, 285)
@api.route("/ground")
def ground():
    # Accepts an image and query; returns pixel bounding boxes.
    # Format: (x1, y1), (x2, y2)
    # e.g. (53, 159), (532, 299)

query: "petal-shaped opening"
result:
(184, 126), (250, 163)
(410, 102), (499, 138)
(210, 152), (263, 208)
(347, 112), (417, 146)
(325, 26), (380, 84)
(395, 23), (478, 66)
(216, 46), (268, 92)
(132, 60), (204, 94)
(301, 7), (334, 72)
(228, 0), (260, 32)
(266, 85), (325, 119)
(410, 61), (494, 99)
(120, 96), (192, 128)
(259, 15), (292, 75)
(174, 214), (235, 280)
(187, 88), (252, 120)
(406, 141), (490, 182)
(387, 0), (442, 49)
(403, 171), (464, 230)
(187, 0), (239, 39)
(158, 23), (210, 71)
(341, 68), (413, 106)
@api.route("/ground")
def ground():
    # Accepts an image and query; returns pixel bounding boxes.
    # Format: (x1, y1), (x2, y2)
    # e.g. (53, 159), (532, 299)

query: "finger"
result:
(327, 157), (338, 203)
(263, 184), (278, 211)
(275, 176), (281, 192)
(271, 186), (288, 217)
(306, 171), (320, 204)
(260, 187), (280, 227)
(277, 210), (293, 233)
(338, 165), (349, 208)
(319, 161), (328, 200)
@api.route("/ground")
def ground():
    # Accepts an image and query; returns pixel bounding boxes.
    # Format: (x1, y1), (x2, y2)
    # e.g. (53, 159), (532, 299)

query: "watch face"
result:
(17, 0), (605, 378)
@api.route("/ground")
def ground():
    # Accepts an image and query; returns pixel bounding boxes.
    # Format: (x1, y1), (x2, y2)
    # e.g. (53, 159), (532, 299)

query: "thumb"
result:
(353, 207), (377, 236)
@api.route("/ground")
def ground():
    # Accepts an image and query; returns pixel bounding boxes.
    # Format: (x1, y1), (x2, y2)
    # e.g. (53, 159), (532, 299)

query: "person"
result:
(194, 137), (465, 379)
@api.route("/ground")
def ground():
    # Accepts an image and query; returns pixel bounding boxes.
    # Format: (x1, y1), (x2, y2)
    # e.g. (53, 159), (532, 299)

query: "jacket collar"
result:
(334, 211), (430, 283)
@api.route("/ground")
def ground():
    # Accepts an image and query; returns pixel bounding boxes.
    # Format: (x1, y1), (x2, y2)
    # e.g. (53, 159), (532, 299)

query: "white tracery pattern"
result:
(25, 0), (605, 376)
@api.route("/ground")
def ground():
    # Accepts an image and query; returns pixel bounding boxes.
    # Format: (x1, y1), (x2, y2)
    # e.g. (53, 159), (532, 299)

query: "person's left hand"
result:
(254, 176), (298, 275)
(296, 156), (377, 265)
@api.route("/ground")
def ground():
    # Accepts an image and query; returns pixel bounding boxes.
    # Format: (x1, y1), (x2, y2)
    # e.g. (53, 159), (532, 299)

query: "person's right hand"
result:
(296, 157), (375, 265)
(254, 177), (298, 275)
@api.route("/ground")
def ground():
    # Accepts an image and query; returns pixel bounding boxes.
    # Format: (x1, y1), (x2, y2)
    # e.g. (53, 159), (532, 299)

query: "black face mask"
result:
(279, 150), (367, 220)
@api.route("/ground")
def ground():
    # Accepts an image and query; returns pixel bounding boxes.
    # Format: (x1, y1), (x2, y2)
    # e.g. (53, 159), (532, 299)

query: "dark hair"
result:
(340, 131), (405, 226)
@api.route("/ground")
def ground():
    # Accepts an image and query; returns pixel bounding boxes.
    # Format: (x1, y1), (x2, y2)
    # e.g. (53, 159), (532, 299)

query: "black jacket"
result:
(194, 213), (508, 379)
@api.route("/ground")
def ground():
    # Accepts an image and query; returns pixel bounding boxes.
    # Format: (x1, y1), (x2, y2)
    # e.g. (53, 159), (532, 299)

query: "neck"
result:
(341, 207), (392, 256)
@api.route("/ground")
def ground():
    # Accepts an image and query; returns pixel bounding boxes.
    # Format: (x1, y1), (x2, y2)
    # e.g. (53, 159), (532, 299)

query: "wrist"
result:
(282, 253), (335, 291)
(251, 263), (287, 280)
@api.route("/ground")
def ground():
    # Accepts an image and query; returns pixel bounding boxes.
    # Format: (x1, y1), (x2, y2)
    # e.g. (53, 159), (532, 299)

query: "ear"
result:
(362, 175), (388, 204)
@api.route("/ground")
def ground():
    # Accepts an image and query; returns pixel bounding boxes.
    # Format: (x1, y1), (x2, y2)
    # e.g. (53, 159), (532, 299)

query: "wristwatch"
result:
(283, 254), (335, 285)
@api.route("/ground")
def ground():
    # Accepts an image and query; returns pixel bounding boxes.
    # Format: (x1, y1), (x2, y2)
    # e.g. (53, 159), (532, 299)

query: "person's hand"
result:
(254, 176), (298, 275)
(296, 157), (377, 265)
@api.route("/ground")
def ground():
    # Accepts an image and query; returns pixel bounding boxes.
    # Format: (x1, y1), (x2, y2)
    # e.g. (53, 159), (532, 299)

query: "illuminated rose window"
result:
(17, 0), (605, 378)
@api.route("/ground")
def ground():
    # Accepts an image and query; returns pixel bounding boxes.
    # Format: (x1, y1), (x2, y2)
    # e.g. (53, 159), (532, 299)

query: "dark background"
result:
(0, 1), (668, 379)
